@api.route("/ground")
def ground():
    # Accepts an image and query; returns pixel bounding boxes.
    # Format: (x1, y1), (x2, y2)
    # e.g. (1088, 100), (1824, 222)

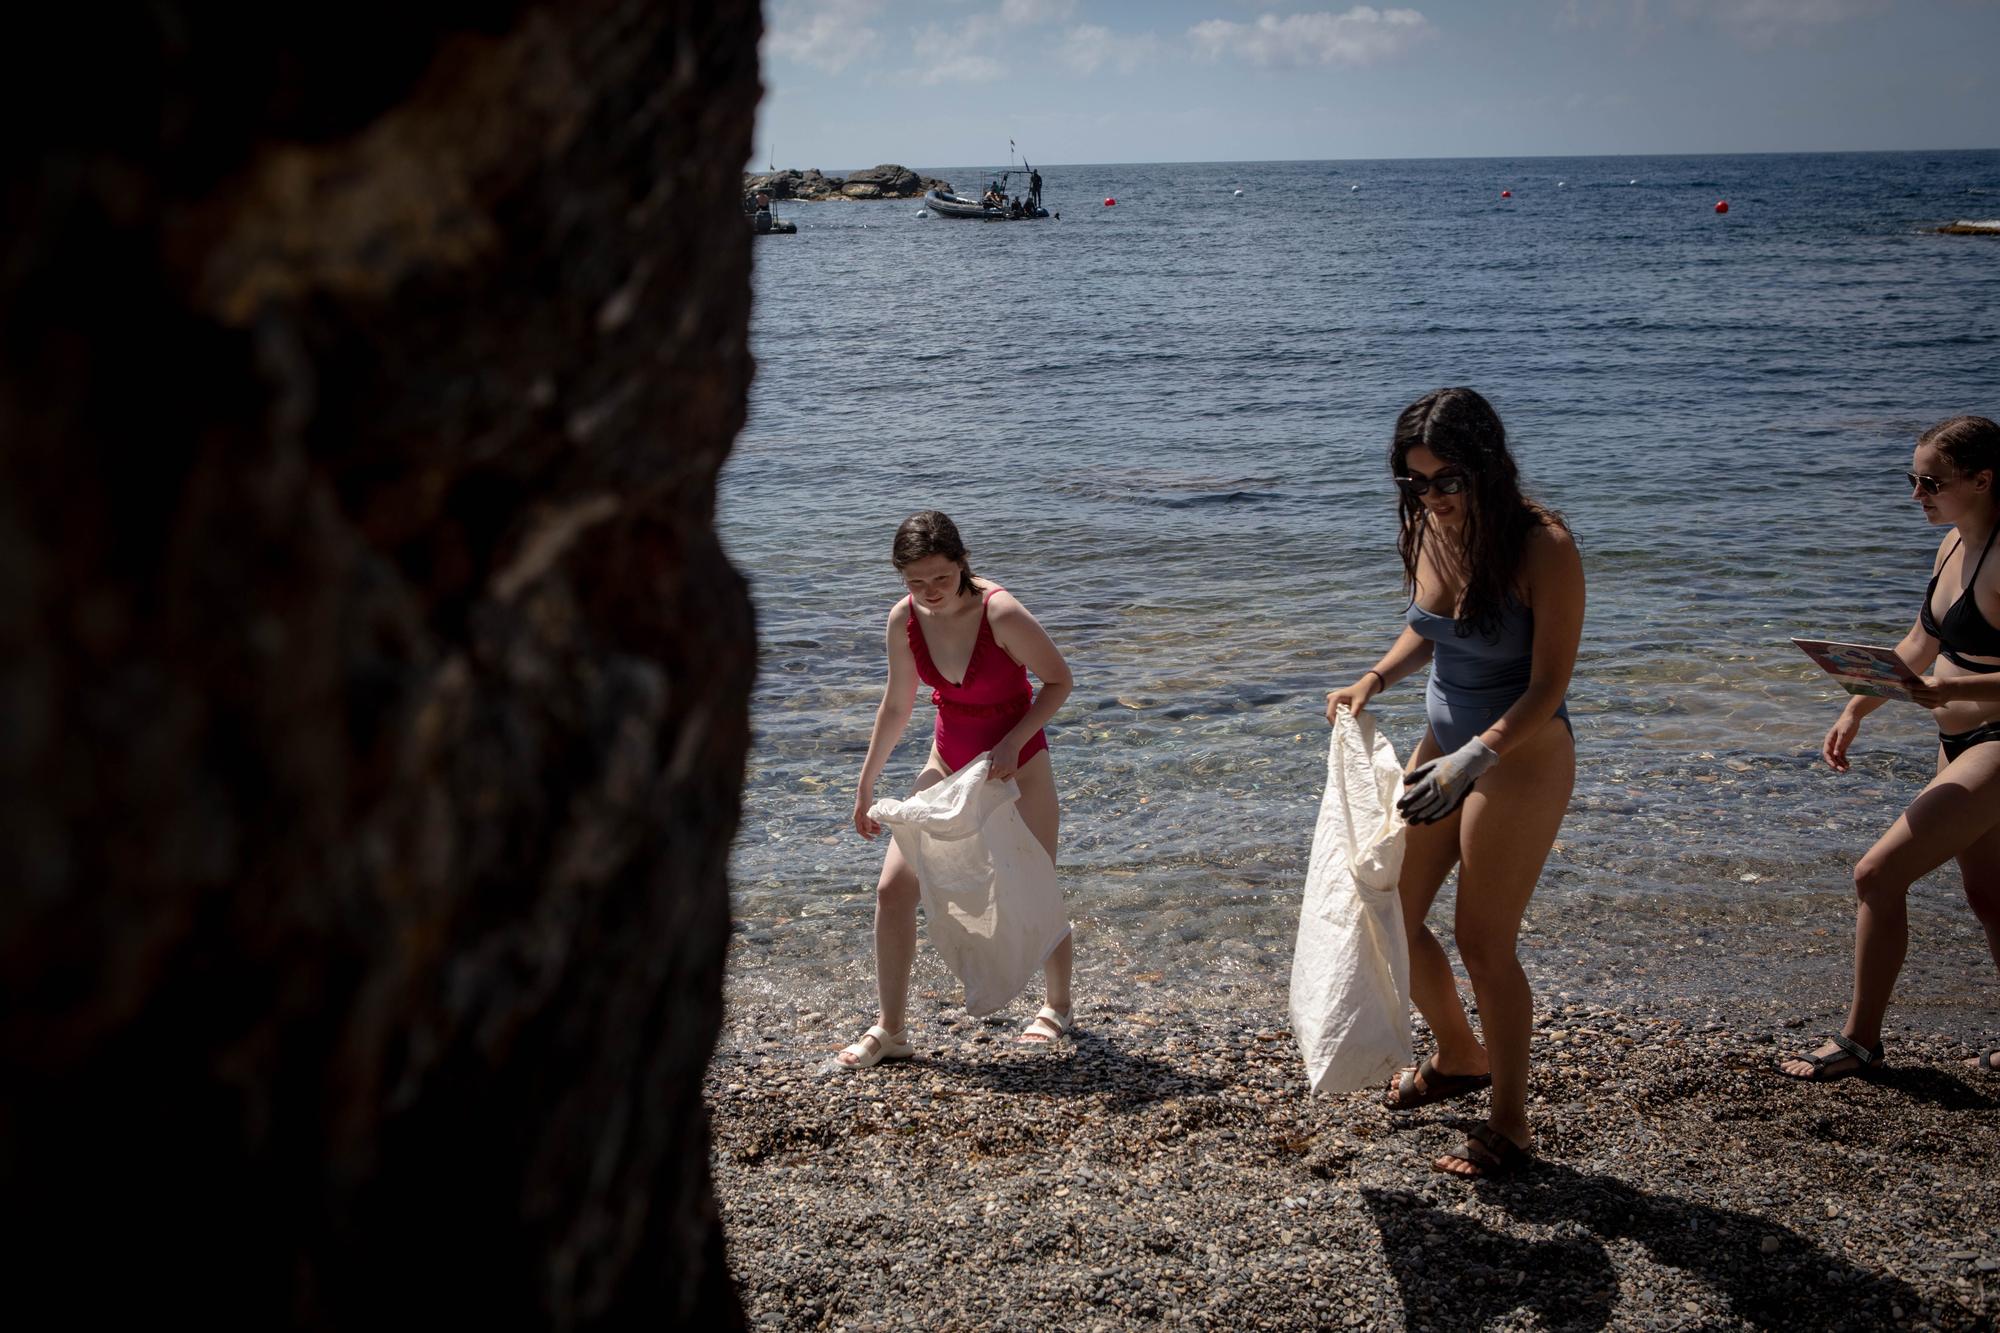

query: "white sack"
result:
(868, 755), (1071, 1017)
(1289, 707), (1412, 1093)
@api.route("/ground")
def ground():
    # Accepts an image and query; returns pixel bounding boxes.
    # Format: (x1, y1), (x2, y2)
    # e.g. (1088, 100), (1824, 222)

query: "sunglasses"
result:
(1395, 471), (1468, 498)
(1906, 471), (1951, 495)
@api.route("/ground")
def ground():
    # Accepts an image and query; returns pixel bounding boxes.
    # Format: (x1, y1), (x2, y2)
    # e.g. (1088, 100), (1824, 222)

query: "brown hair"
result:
(1920, 415), (2000, 485)
(892, 510), (976, 595)
(1391, 387), (1568, 638)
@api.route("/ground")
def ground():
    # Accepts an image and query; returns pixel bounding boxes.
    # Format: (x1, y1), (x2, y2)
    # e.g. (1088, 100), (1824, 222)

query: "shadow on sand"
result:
(1364, 1159), (1929, 1332)
(912, 1028), (1227, 1110)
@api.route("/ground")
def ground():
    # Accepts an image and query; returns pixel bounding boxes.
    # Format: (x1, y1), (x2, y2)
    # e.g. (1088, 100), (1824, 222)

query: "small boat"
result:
(924, 187), (1048, 221)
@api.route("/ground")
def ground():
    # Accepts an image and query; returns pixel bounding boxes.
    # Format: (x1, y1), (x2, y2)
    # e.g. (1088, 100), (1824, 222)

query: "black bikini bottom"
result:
(1939, 720), (2000, 763)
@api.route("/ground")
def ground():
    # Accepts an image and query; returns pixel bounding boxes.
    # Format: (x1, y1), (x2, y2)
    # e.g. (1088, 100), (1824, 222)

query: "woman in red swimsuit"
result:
(838, 511), (1076, 1068)
(1782, 415), (2000, 1083)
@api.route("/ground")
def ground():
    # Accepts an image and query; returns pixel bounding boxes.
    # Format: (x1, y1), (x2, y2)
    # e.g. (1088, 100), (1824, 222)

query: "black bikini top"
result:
(1921, 522), (2000, 673)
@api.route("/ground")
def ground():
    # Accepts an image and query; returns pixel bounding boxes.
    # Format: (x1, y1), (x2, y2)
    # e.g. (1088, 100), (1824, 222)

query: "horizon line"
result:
(746, 145), (2000, 173)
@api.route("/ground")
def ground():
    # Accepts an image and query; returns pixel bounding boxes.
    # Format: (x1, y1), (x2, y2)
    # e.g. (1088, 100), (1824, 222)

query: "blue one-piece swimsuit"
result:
(1407, 599), (1570, 752)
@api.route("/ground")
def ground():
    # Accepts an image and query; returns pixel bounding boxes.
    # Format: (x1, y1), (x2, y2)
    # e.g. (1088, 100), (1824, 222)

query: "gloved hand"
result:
(1397, 736), (1499, 824)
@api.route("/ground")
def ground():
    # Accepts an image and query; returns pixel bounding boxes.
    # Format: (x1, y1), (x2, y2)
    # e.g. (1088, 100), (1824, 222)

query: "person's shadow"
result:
(915, 1027), (1227, 1112)
(1364, 1158), (1931, 1331)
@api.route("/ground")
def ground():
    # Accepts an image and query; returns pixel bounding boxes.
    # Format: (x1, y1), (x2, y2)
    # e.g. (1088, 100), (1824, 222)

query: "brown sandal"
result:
(1777, 1033), (1884, 1083)
(1385, 1056), (1492, 1111)
(1437, 1123), (1535, 1180)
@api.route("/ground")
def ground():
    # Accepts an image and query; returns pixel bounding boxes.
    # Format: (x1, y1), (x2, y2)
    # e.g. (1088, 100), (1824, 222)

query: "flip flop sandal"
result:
(1437, 1123), (1536, 1180)
(1777, 1032), (1884, 1082)
(833, 1024), (912, 1071)
(1385, 1055), (1492, 1111)
(1968, 1048), (2000, 1075)
(1017, 1005), (1071, 1046)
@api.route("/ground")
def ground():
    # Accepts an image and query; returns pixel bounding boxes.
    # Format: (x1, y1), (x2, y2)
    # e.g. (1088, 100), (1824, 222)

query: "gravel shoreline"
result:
(710, 961), (1999, 1331)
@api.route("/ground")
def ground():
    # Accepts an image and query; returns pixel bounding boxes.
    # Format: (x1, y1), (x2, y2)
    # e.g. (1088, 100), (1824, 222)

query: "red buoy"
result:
(1104, 197), (1116, 207)
(1500, 189), (1512, 199)
(1714, 199), (1729, 214)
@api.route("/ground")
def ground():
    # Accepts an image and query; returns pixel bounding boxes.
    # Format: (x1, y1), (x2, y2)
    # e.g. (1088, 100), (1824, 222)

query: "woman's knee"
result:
(876, 864), (920, 914)
(1853, 854), (1910, 907)
(1453, 927), (1523, 983)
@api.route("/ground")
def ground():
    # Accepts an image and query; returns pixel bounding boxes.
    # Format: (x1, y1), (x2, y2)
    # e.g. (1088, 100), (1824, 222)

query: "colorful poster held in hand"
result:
(1790, 637), (1923, 702)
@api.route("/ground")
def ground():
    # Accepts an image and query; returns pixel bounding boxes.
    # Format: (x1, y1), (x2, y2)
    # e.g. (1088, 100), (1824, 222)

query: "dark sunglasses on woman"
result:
(1396, 471), (1468, 498)
(1905, 471), (1949, 495)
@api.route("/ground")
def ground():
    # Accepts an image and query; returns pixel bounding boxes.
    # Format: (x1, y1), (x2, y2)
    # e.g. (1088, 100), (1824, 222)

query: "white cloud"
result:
(1189, 7), (1435, 67)
(765, 0), (888, 74)
(912, 14), (1006, 85)
(1059, 23), (1163, 75)
(1000, 0), (1078, 23)
(1557, 0), (1888, 46)
(1681, 0), (1887, 49)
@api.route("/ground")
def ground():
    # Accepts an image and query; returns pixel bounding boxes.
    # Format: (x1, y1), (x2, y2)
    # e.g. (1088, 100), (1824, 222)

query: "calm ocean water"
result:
(720, 151), (2000, 1017)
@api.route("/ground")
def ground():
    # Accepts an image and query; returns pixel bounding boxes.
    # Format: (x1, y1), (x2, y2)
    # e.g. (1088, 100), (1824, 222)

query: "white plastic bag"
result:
(868, 755), (1071, 1017)
(1289, 707), (1412, 1093)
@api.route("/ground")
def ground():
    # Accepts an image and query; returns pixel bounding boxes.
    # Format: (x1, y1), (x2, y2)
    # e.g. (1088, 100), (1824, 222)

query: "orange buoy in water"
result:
(1104, 197), (1116, 207)
(1715, 199), (1729, 214)
(1500, 189), (1512, 198)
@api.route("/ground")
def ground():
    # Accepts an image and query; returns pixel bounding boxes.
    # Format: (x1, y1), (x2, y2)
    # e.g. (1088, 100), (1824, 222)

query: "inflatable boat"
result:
(923, 188), (1048, 221)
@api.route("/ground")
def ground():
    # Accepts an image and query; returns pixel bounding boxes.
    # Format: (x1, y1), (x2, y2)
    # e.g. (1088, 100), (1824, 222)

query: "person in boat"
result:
(1780, 415), (2000, 1085)
(838, 510), (1078, 1068)
(1010, 196), (1023, 218)
(1324, 387), (1584, 1179)
(1030, 169), (1043, 208)
(750, 189), (774, 234)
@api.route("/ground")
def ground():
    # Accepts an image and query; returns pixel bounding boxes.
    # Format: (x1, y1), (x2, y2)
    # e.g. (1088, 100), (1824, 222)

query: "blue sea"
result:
(720, 152), (2000, 1028)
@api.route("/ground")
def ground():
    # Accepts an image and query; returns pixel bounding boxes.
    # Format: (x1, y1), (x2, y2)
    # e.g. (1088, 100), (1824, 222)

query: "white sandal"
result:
(1017, 1005), (1071, 1046)
(834, 1024), (912, 1070)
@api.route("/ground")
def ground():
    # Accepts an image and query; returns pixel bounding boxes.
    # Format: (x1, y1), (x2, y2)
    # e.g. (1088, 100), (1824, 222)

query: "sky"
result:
(753, 0), (2000, 169)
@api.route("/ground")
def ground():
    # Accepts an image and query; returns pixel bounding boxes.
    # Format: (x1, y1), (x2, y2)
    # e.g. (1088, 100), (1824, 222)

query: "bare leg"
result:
(1959, 817), (2000, 1073)
(1010, 749), (1071, 1036)
(1393, 730), (1491, 1081)
(838, 755), (947, 1066)
(1437, 718), (1574, 1174)
(1781, 738), (2000, 1078)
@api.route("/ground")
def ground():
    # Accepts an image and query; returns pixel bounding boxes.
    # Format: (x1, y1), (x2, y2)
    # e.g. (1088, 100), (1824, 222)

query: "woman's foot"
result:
(835, 1024), (912, 1069)
(1435, 1123), (1534, 1179)
(1777, 1033), (1884, 1082)
(1018, 1005), (1071, 1045)
(1384, 1054), (1492, 1111)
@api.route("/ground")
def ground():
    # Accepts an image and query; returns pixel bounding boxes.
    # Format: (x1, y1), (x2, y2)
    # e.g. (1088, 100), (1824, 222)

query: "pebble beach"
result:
(709, 941), (2000, 1331)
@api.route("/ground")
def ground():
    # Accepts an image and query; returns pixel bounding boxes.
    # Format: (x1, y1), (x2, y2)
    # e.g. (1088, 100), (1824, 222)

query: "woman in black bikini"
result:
(1782, 415), (2000, 1082)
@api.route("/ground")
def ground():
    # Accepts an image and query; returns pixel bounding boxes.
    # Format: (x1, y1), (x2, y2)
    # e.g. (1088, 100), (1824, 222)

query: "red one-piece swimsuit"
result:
(907, 589), (1050, 773)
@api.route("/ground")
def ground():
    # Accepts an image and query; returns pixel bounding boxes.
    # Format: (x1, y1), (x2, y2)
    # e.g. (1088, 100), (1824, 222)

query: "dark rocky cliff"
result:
(0, 3), (753, 1325)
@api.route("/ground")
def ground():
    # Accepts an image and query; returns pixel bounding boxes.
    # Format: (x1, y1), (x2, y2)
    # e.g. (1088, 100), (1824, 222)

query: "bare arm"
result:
(853, 604), (922, 836)
(1471, 525), (1583, 756)
(1326, 624), (1435, 723)
(985, 591), (1074, 781)
(1825, 533), (1947, 769)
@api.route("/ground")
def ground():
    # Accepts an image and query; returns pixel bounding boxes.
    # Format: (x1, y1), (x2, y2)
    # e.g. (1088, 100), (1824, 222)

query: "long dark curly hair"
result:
(1391, 388), (1567, 639)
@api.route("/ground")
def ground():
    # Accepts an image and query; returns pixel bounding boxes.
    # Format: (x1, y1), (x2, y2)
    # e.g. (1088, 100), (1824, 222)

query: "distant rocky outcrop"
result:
(743, 164), (948, 201)
(1937, 221), (1999, 236)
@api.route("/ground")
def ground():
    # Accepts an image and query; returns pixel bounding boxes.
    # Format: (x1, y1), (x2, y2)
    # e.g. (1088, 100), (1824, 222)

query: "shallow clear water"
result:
(720, 151), (2000, 1016)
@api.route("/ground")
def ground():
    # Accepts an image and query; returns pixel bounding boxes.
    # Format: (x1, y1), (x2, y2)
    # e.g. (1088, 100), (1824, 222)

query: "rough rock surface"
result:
(744, 164), (947, 200)
(1, 3), (754, 1326)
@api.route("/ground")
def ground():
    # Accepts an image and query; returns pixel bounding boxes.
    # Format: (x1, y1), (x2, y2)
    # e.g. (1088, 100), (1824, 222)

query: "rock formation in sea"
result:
(744, 163), (950, 200)
(0, 2), (752, 1326)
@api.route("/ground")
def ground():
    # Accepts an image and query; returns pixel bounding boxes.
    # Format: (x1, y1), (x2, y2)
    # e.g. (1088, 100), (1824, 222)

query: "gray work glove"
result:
(1397, 736), (1499, 824)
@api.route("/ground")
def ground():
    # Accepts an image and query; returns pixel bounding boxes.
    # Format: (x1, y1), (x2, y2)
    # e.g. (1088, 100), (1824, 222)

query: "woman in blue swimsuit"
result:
(1781, 415), (2000, 1083)
(1326, 388), (1585, 1178)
